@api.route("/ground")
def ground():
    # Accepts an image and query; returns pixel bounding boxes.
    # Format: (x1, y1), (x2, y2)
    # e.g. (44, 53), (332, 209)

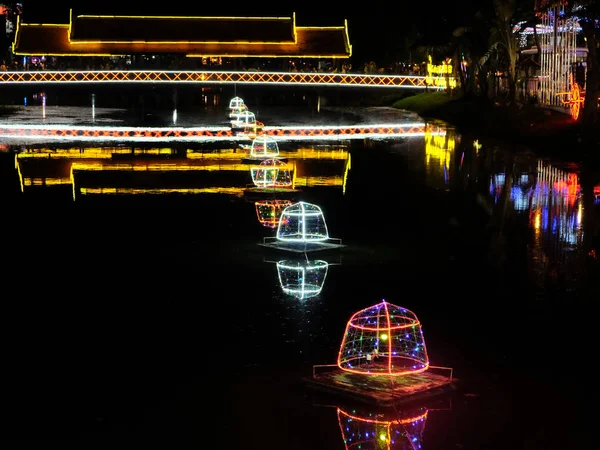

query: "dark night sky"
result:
(18, 0), (467, 30)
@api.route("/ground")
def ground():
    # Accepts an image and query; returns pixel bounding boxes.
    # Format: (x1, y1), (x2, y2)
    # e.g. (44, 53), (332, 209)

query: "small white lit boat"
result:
(227, 96), (248, 119)
(229, 104), (248, 120)
(231, 110), (264, 134)
(228, 96), (245, 111)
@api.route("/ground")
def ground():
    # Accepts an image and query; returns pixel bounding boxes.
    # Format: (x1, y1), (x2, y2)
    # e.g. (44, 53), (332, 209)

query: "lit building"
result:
(11, 10), (352, 71)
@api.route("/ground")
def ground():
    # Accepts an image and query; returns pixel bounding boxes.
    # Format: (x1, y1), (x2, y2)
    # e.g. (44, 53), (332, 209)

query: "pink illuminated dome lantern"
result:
(337, 300), (429, 376)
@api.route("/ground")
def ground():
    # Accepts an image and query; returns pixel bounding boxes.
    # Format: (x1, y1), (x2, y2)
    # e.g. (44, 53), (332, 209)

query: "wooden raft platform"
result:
(304, 366), (456, 407)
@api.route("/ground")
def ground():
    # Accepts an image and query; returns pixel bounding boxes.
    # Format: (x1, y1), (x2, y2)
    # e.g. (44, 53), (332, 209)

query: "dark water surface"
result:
(0, 99), (598, 448)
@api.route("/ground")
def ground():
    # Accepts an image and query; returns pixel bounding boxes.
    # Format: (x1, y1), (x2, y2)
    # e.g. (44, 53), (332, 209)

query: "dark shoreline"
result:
(397, 97), (600, 167)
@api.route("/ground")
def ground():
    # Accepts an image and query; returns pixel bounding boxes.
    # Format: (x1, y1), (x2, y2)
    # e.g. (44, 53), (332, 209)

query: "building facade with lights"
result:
(9, 10), (352, 71)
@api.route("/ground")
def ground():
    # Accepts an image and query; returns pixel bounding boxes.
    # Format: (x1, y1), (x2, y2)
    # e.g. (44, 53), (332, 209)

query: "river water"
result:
(0, 91), (598, 448)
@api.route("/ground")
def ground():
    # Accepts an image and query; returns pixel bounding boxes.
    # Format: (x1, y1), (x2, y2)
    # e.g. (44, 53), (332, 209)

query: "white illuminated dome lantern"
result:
(277, 201), (329, 242)
(250, 136), (279, 158)
(228, 96), (245, 110)
(228, 97), (248, 119)
(231, 110), (258, 128)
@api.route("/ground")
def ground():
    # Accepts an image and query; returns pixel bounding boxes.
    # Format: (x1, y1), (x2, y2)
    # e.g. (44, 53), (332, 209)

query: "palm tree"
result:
(575, 1), (600, 128)
(490, 0), (525, 104)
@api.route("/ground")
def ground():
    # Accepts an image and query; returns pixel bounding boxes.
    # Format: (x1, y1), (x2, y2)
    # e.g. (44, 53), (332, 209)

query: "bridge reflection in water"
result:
(14, 145), (351, 201)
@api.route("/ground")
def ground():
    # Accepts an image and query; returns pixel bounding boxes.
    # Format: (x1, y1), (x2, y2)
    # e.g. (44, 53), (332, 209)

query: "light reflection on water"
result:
(13, 144), (351, 200)
(1, 110), (598, 448)
(468, 144), (596, 295)
(335, 402), (428, 450)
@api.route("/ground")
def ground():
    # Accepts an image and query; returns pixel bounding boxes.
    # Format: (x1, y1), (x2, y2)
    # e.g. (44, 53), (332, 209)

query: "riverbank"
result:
(391, 92), (600, 166)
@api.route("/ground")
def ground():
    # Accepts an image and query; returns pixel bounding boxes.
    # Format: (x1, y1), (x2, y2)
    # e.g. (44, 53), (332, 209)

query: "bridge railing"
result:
(0, 70), (454, 89)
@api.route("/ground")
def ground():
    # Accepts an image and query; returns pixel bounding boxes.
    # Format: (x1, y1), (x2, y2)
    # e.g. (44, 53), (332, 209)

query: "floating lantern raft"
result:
(259, 200), (344, 253)
(305, 300), (456, 406)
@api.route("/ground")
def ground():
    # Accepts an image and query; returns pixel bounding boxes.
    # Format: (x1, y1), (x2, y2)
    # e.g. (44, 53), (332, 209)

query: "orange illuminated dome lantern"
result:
(338, 300), (429, 376)
(255, 199), (293, 228)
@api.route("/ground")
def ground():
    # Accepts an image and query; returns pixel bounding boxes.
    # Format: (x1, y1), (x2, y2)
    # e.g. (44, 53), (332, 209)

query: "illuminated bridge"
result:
(0, 70), (438, 89)
(7, 12), (455, 90)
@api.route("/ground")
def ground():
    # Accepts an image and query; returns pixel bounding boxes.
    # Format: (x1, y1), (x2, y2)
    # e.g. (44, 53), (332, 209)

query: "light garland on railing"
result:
(0, 123), (445, 143)
(0, 70), (448, 89)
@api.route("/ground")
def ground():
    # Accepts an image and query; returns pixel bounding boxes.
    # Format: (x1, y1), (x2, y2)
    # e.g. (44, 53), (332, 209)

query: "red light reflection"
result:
(255, 199), (293, 228)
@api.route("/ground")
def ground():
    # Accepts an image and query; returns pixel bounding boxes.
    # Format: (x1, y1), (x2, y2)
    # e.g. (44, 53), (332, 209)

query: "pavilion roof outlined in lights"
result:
(12, 10), (352, 58)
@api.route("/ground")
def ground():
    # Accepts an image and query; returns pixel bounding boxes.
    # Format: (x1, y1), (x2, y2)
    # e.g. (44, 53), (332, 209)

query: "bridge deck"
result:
(0, 70), (446, 88)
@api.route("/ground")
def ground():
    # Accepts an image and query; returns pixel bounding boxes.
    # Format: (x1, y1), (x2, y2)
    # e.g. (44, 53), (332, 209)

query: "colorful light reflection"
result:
(276, 259), (329, 299)
(255, 199), (293, 228)
(530, 161), (583, 247)
(489, 172), (534, 210)
(250, 135), (279, 158)
(337, 405), (428, 450)
(425, 127), (455, 188)
(250, 158), (292, 188)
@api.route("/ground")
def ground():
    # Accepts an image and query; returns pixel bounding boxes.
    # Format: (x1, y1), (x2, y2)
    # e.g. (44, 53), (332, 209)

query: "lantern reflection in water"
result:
(250, 135), (279, 158)
(250, 158), (293, 188)
(276, 258), (329, 299)
(337, 404), (428, 450)
(255, 199), (293, 228)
